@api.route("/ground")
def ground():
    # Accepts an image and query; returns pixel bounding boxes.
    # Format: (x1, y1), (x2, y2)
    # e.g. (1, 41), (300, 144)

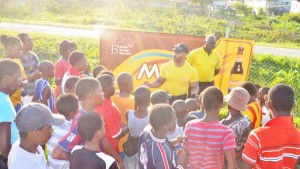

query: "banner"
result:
(100, 29), (254, 94)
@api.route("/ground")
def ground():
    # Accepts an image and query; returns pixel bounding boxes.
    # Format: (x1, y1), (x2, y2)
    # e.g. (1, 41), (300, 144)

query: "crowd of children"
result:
(0, 34), (299, 169)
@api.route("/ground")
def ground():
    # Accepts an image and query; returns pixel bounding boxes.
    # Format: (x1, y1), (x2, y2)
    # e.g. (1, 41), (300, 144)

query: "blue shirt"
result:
(35, 79), (54, 112)
(0, 92), (19, 144)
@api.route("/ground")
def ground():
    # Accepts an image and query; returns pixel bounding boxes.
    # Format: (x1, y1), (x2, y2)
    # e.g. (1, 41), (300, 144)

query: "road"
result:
(0, 22), (299, 58)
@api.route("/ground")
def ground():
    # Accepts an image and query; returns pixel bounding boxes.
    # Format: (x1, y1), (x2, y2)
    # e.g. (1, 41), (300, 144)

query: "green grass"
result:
(255, 42), (300, 49)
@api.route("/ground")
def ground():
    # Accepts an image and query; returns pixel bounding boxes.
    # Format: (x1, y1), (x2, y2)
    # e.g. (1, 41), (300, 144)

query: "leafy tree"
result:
(231, 2), (252, 17)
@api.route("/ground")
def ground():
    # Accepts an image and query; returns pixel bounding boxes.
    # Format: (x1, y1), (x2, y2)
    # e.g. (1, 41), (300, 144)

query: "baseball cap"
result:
(172, 43), (189, 54)
(15, 103), (65, 132)
(224, 87), (250, 112)
(151, 90), (172, 105)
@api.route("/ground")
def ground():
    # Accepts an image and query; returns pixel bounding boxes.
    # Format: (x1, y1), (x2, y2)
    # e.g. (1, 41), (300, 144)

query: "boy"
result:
(33, 61), (55, 112)
(242, 84), (300, 169)
(139, 104), (186, 169)
(0, 60), (21, 167)
(48, 94), (79, 169)
(64, 76), (79, 94)
(150, 90), (172, 105)
(61, 51), (88, 94)
(111, 72), (135, 158)
(52, 77), (125, 169)
(185, 98), (199, 112)
(93, 65), (106, 78)
(189, 93), (204, 119)
(240, 82), (262, 129)
(70, 112), (119, 169)
(54, 40), (76, 97)
(96, 75), (129, 153)
(258, 87), (271, 125)
(8, 103), (65, 169)
(172, 100), (188, 128)
(183, 87), (237, 169)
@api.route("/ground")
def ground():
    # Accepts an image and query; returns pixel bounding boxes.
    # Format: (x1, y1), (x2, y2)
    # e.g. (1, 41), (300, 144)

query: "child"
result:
(93, 65), (106, 78)
(1, 35), (27, 112)
(61, 51), (88, 94)
(221, 87), (252, 168)
(172, 100), (188, 128)
(0, 60), (22, 166)
(189, 93), (204, 119)
(138, 104), (185, 169)
(70, 112), (119, 169)
(183, 87), (237, 169)
(150, 90), (172, 105)
(242, 84), (300, 169)
(111, 72), (135, 158)
(258, 87), (271, 125)
(8, 103), (65, 169)
(123, 86), (151, 169)
(240, 82), (262, 129)
(64, 76), (79, 94)
(54, 40), (76, 97)
(185, 98), (199, 112)
(34, 61), (55, 112)
(47, 94), (79, 169)
(52, 77), (124, 168)
(99, 70), (115, 79)
(96, 75), (129, 153)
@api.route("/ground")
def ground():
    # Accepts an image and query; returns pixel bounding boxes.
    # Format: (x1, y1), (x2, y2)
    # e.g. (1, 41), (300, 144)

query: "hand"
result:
(176, 136), (187, 145)
(177, 148), (188, 168)
(143, 81), (152, 87)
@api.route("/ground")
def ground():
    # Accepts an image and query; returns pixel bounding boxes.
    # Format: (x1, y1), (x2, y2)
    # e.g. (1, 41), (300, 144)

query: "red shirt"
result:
(68, 67), (82, 77)
(242, 116), (300, 169)
(55, 58), (71, 80)
(96, 99), (122, 153)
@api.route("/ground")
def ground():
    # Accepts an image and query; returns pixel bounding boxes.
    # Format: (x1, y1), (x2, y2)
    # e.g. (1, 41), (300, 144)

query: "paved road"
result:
(0, 22), (299, 58)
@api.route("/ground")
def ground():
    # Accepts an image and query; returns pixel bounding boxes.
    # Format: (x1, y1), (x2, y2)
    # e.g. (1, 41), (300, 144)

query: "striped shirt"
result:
(139, 129), (183, 169)
(47, 120), (72, 169)
(243, 102), (262, 129)
(183, 120), (236, 169)
(35, 79), (54, 112)
(242, 116), (300, 169)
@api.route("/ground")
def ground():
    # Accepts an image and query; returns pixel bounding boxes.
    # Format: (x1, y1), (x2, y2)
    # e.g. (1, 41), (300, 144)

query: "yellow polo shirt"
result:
(187, 47), (221, 82)
(160, 61), (198, 96)
(10, 59), (27, 107)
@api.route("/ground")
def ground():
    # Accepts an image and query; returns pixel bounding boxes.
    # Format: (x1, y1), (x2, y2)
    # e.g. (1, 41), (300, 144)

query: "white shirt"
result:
(166, 124), (184, 140)
(8, 140), (48, 169)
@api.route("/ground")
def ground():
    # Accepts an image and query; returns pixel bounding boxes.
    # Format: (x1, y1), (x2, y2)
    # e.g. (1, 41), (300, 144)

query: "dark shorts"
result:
(198, 81), (215, 94)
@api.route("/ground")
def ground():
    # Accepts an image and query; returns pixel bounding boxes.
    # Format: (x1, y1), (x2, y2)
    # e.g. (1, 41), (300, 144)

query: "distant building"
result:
(290, 0), (300, 13)
(244, 0), (292, 15)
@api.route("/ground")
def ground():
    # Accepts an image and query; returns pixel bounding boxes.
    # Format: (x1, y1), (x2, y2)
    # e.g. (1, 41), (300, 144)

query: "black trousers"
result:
(198, 81), (215, 94)
(169, 94), (187, 105)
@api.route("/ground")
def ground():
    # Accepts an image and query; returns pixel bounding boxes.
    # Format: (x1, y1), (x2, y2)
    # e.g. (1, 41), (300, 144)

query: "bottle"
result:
(230, 47), (244, 86)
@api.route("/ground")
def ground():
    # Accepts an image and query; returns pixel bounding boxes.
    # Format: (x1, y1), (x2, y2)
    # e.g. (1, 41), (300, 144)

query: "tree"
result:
(231, 2), (252, 17)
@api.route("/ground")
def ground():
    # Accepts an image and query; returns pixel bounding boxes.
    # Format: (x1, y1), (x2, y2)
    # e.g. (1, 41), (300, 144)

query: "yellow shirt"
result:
(111, 93), (135, 152)
(243, 102), (262, 129)
(160, 61), (198, 96)
(187, 47), (221, 82)
(10, 59), (27, 107)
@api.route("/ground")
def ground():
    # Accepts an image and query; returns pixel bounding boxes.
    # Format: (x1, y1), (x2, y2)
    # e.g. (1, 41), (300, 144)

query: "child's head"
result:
(117, 72), (133, 93)
(150, 104), (176, 133)
(18, 33), (33, 52)
(59, 40), (77, 58)
(185, 98), (199, 112)
(240, 82), (257, 102)
(150, 90), (172, 105)
(99, 70), (115, 79)
(201, 87), (223, 113)
(0, 59), (22, 95)
(258, 87), (270, 102)
(68, 51), (87, 72)
(75, 77), (104, 106)
(77, 112), (105, 143)
(172, 100), (188, 127)
(93, 65), (106, 78)
(15, 103), (64, 145)
(38, 60), (55, 78)
(97, 75), (115, 99)
(56, 93), (79, 121)
(224, 87), (250, 112)
(134, 86), (151, 107)
(64, 76), (80, 94)
(0, 35), (22, 59)
(185, 114), (197, 124)
(267, 84), (295, 116)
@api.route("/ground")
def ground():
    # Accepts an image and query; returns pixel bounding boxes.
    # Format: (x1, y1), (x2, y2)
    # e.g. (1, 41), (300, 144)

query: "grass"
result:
(255, 42), (300, 49)
(1, 29), (299, 128)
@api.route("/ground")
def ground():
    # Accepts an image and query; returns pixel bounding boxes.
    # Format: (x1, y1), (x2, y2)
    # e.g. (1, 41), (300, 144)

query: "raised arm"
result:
(144, 76), (166, 88)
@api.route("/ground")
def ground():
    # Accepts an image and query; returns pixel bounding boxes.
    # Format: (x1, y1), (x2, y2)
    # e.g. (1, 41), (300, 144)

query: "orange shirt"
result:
(111, 93), (135, 152)
(242, 116), (300, 169)
(243, 102), (262, 129)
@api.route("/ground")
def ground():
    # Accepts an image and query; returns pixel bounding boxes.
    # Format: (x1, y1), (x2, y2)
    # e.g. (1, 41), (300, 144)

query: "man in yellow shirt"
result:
(187, 35), (221, 94)
(145, 43), (199, 104)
